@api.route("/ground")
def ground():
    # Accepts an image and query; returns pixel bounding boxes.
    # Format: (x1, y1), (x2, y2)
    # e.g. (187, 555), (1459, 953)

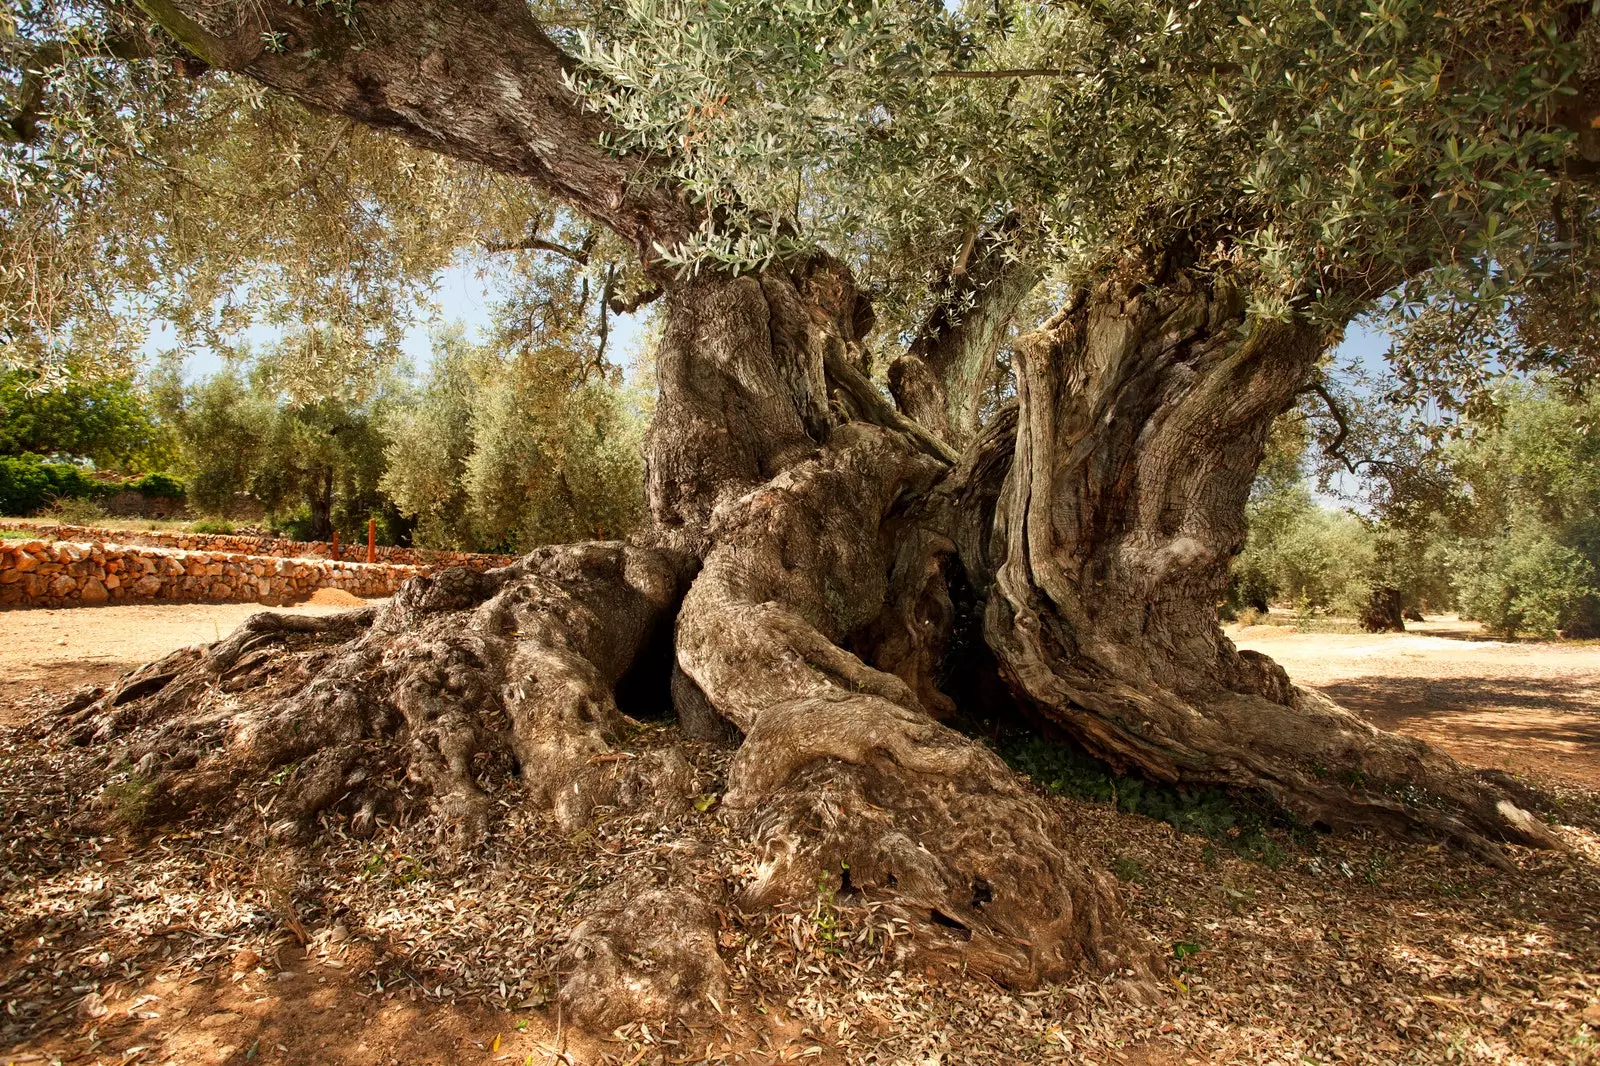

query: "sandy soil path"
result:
(1232, 620), (1600, 788)
(0, 593), (381, 725)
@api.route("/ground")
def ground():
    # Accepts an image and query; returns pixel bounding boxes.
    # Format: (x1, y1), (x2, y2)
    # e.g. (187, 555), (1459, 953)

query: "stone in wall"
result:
(0, 539), (426, 610)
(0, 522), (513, 570)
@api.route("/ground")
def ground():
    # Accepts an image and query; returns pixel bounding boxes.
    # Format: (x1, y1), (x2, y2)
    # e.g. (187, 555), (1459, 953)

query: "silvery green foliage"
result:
(3, 0), (1596, 405)
(573, 0), (1590, 330)
(1, 3), (557, 383)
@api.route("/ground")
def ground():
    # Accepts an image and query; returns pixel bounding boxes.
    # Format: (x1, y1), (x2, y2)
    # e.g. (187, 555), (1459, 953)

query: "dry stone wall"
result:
(0, 539), (424, 609)
(0, 522), (512, 570)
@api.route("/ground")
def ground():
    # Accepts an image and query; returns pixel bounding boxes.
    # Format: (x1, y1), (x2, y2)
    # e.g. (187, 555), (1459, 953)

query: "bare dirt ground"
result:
(2, 607), (1598, 1066)
(0, 592), (379, 726)
(1232, 618), (1600, 789)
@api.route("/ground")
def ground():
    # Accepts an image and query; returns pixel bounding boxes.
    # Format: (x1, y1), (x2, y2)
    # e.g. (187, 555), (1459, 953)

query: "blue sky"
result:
(149, 263), (1391, 391)
(147, 261), (649, 383)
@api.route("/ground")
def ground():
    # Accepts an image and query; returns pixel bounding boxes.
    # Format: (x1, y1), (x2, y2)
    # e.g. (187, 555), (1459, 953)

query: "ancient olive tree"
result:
(7, 0), (1597, 1022)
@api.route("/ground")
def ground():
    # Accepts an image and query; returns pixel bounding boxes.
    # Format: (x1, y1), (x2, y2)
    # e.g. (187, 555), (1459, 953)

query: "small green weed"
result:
(1110, 855), (1149, 883)
(101, 772), (159, 827)
(989, 731), (1309, 866)
(812, 867), (845, 948)
(360, 848), (428, 886)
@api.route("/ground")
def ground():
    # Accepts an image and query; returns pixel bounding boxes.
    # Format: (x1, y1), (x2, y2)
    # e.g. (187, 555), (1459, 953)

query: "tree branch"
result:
(823, 347), (957, 465)
(1302, 378), (1403, 477)
(483, 235), (592, 262)
(595, 263), (616, 365)
(2, 31), (172, 145)
(1305, 380), (1351, 469)
(606, 284), (663, 315)
(930, 68), (1069, 80)
(131, 0), (259, 69)
(891, 221), (1035, 447)
(131, 0), (698, 270)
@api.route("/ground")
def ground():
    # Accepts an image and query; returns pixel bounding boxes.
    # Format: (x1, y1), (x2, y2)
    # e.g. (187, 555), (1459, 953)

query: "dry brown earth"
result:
(0, 595), (378, 724)
(1232, 618), (1600, 789)
(1, 608), (1597, 1066)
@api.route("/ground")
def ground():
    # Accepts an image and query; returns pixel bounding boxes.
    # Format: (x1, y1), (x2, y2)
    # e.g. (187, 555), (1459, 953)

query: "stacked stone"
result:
(0, 539), (425, 609)
(0, 522), (513, 570)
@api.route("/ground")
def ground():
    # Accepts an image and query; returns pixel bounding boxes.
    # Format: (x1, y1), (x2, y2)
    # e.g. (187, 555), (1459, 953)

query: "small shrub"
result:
(1227, 566), (1273, 614)
(270, 507), (315, 542)
(1235, 606), (1266, 627)
(0, 455), (52, 514)
(1293, 592), (1317, 628)
(37, 460), (107, 502)
(132, 471), (186, 499)
(189, 518), (236, 535)
(1455, 532), (1599, 638)
(0, 453), (109, 515)
(43, 496), (108, 524)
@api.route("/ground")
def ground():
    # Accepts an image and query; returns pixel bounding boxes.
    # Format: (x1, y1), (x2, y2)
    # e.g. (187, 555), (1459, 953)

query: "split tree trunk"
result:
(972, 267), (1555, 856)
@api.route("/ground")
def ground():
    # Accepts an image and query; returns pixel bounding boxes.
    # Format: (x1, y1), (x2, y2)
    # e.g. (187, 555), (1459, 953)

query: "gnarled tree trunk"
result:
(50, 253), (1554, 1027)
(50, 0), (1562, 1034)
(974, 267), (1555, 857)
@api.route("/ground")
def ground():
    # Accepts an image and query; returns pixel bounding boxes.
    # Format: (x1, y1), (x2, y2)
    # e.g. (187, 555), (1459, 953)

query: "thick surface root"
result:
(725, 695), (1140, 984)
(992, 578), (1560, 862)
(677, 424), (1154, 988)
(42, 543), (749, 1025)
(556, 884), (729, 1029)
(50, 541), (688, 850)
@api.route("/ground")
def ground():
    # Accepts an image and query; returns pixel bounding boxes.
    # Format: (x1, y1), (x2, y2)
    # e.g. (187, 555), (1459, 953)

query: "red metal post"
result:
(331, 531), (339, 561)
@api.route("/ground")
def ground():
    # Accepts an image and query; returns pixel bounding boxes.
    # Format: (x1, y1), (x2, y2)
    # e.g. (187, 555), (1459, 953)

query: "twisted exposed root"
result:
(725, 694), (1145, 986)
(677, 425), (1155, 988)
(986, 584), (1564, 865)
(48, 544), (686, 845)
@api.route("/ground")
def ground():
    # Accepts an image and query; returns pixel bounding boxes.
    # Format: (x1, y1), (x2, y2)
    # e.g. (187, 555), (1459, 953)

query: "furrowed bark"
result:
(675, 423), (1148, 988)
(975, 267), (1560, 858)
(889, 230), (1036, 448)
(646, 254), (1147, 986)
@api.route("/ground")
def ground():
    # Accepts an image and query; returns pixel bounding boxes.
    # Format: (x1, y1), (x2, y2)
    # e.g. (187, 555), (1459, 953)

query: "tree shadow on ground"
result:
(1318, 675), (1600, 789)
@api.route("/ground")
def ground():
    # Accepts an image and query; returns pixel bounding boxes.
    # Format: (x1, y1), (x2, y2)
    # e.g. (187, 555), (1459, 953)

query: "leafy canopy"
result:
(0, 366), (170, 468)
(2, 2), (621, 388)
(3, 0), (1598, 404)
(577, 0), (1593, 333)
